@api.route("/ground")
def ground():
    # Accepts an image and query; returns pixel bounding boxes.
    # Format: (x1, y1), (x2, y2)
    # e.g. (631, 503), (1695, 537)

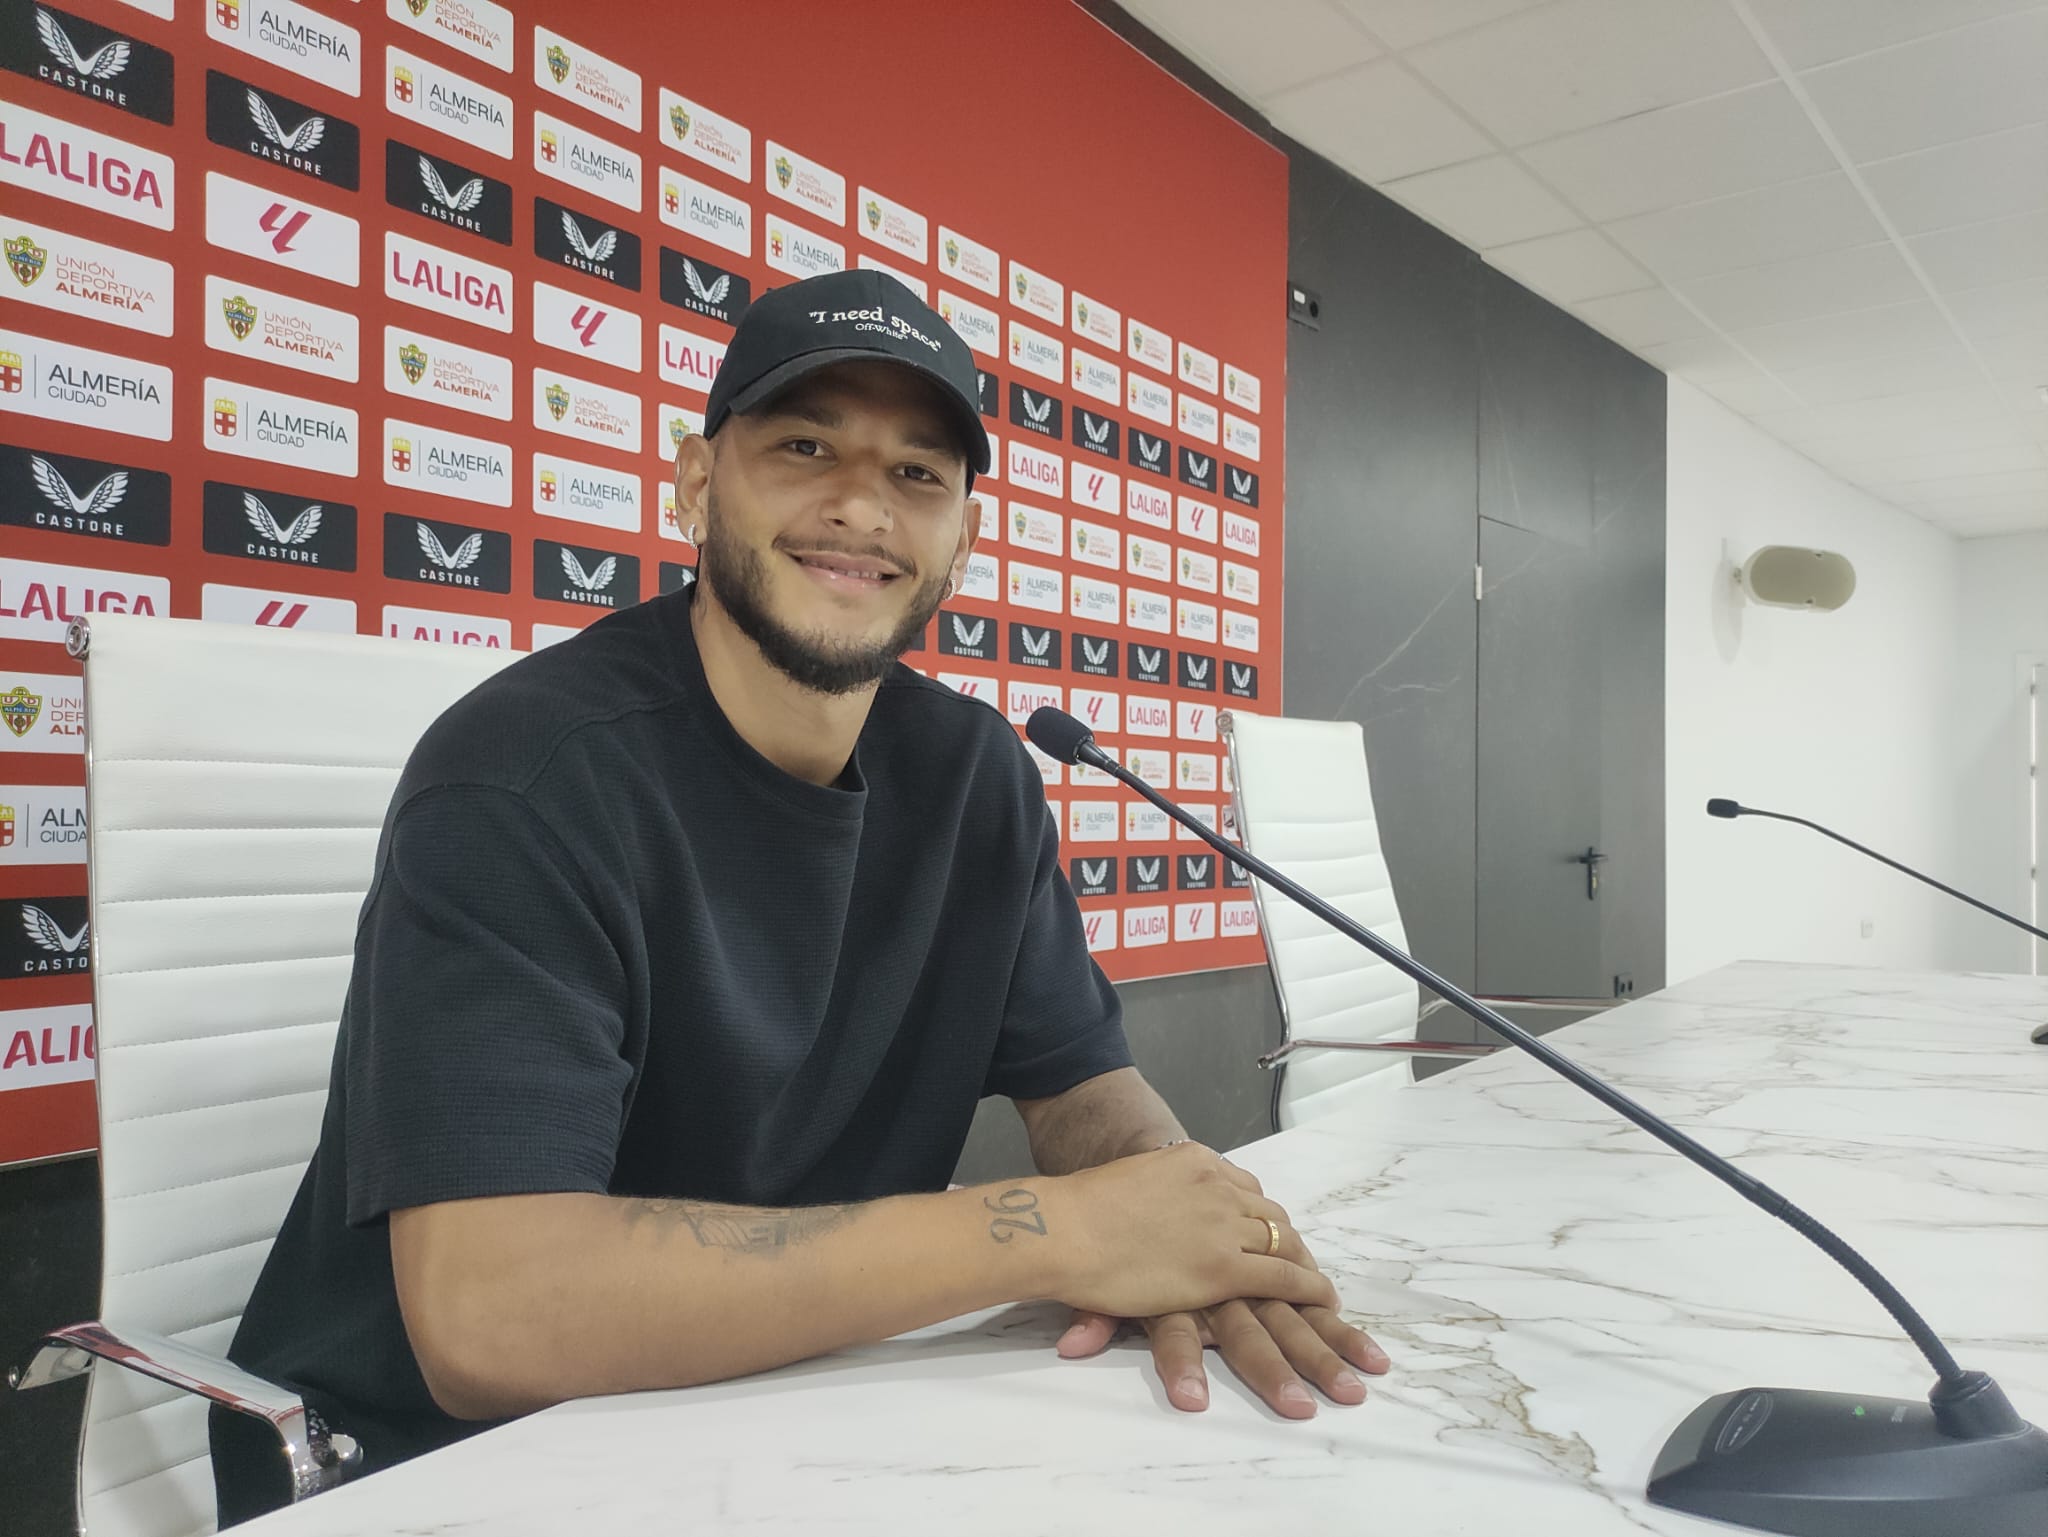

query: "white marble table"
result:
(244, 961), (2048, 1535)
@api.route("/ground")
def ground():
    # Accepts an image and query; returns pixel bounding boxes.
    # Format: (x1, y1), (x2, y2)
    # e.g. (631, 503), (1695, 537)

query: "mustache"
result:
(772, 539), (916, 578)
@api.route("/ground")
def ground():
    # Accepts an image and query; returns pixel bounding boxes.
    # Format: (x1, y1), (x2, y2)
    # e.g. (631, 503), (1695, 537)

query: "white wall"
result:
(1665, 380), (1963, 983)
(1951, 532), (2048, 973)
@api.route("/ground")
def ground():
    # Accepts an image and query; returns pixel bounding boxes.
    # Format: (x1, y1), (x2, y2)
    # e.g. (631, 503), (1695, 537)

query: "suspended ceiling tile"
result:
(1745, 0), (2048, 72)
(1265, 59), (1493, 182)
(1730, 301), (1961, 372)
(1482, 228), (1655, 304)
(1677, 242), (1923, 332)
(1328, 0), (1553, 52)
(1858, 121), (2048, 237)
(1799, 8), (2048, 164)
(1517, 82), (1836, 225)
(1120, 0), (1383, 101)
(1605, 173), (1886, 283)
(1379, 154), (1582, 248)
(1908, 207), (2048, 295)
(1771, 348), (1986, 408)
(1402, 0), (1771, 148)
(1573, 287), (1713, 348)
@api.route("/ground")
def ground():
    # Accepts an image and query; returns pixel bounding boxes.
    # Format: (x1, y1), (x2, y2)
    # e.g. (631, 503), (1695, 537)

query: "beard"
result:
(696, 493), (951, 696)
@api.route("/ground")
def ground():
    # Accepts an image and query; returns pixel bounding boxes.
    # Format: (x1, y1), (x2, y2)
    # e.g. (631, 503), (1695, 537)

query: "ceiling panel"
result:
(1328, 0), (1553, 52)
(1402, 0), (1771, 147)
(1573, 287), (1714, 348)
(1729, 301), (1961, 372)
(1112, 0), (2048, 533)
(1799, 9), (2048, 164)
(1908, 208), (2048, 295)
(1518, 83), (1835, 224)
(1132, 0), (1383, 100)
(1482, 228), (1654, 304)
(1676, 243), (1923, 332)
(1264, 60), (1493, 181)
(1605, 173), (1885, 282)
(1379, 155), (1582, 248)
(1742, 0), (2048, 71)
(1858, 122), (2048, 237)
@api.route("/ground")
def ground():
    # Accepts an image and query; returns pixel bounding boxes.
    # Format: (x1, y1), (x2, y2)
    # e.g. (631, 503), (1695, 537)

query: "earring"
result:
(684, 523), (701, 548)
(943, 577), (956, 600)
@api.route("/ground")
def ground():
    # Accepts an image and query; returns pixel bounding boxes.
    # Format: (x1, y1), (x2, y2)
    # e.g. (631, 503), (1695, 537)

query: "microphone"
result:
(1707, 796), (2048, 946)
(1029, 707), (2047, 1537)
(1709, 798), (2048, 1047)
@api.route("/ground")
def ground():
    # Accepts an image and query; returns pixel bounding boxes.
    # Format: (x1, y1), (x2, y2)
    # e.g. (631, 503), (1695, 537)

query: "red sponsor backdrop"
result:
(0, 0), (1286, 1164)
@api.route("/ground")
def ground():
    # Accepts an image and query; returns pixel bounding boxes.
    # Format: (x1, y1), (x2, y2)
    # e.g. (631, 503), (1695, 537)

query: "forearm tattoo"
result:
(983, 1187), (1048, 1243)
(630, 1198), (857, 1256)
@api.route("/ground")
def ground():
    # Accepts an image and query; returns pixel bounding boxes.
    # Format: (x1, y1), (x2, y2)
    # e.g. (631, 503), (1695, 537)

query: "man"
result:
(215, 271), (1385, 1522)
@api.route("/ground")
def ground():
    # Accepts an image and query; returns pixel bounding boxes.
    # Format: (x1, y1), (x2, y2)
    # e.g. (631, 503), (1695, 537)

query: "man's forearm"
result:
(1020, 1066), (1186, 1175)
(392, 1181), (1062, 1420)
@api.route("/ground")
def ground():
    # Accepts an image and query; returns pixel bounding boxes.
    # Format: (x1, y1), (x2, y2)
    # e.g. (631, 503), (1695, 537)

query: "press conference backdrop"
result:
(0, 0), (1290, 1165)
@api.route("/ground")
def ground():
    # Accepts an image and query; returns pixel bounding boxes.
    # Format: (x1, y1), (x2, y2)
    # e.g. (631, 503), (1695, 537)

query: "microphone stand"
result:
(1030, 710), (2047, 1537)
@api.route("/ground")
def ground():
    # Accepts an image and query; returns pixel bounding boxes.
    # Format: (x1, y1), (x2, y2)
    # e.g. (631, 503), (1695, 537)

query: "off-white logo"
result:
(951, 615), (984, 647)
(1084, 416), (1109, 447)
(419, 521), (481, 572)
(1231, 664), (1253, 690)
(1136, 647), (1163, 675)
(419, 154), (483, 212)
(806, 305), (942, 354)
(1187, 453), (1210, 478)
(30, 457), (125, 522)
(1082, 860), (1108, 884)
(1022, 627), (1050, 656)
(1184, 857), (1210, 880)
(243, 491), (321, 549)
(1135, 434), (1164, 470)
(1083, 638), (1108, 666)
(1185, 657), (1209, 680)
(1021, 391), (1050, 425)
(560, 210), (617, 264)
(37, 11), (128, 82)
(1231, 469), (1252, 496)
(1135, 858), (1161, 883)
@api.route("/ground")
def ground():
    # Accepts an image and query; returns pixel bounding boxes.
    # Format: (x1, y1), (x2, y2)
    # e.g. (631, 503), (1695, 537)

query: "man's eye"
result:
(902, 464), (939, 483)
(785, 439), (823, 456)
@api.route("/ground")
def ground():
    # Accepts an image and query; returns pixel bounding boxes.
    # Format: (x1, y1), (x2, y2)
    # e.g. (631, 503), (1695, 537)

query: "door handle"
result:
(1572, 846), (1607, 900)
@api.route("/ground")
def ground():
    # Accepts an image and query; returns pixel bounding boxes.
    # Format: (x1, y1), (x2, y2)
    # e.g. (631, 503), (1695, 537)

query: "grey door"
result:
(1473, 276), (1665, 1003)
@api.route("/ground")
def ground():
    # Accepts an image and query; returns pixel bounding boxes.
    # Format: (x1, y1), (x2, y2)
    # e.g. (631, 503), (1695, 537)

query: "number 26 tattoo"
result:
(984, 1187), (1048, 1243)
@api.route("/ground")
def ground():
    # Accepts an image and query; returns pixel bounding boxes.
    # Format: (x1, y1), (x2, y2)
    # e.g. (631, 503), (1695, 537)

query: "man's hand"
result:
(1055, 1302), (1389, 1419)
(1051, 1154), (1389, 1419)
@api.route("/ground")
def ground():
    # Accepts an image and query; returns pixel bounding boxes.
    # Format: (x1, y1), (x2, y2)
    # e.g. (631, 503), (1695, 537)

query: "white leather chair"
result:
(1221, 711), (1610, 1130)
(9, 612), (521, 1537)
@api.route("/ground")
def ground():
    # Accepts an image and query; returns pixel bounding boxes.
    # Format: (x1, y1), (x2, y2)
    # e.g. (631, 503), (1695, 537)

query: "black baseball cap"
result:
(703, 269), (991, 475)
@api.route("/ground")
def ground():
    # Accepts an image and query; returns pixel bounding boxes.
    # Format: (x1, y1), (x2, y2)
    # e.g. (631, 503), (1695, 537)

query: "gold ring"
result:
(1265, 1219), (1281, 1257)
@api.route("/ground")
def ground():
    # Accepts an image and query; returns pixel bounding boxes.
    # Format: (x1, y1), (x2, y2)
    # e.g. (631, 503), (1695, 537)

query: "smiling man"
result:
(213, 271), (1384, 1524)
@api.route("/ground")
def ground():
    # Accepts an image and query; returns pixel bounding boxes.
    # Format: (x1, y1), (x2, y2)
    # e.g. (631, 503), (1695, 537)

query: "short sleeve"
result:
(983, 806), (1134, 1101)
(342, 784), (633, 1225)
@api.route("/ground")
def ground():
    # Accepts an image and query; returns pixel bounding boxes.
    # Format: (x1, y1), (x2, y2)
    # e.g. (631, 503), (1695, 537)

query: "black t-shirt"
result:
(217, 585), (1130, 1510)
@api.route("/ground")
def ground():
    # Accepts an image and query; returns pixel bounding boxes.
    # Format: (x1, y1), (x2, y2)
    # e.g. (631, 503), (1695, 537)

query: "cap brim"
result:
(725, 347), (992, 475)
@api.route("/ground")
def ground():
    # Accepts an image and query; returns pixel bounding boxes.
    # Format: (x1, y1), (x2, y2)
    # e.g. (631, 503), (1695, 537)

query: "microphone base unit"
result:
(1649, 1384), (2048, 1535)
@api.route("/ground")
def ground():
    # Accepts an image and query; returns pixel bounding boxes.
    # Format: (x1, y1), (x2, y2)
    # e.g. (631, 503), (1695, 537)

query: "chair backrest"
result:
(74, 613), (520, 1537)
(1222, 711), (1419, 1129)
